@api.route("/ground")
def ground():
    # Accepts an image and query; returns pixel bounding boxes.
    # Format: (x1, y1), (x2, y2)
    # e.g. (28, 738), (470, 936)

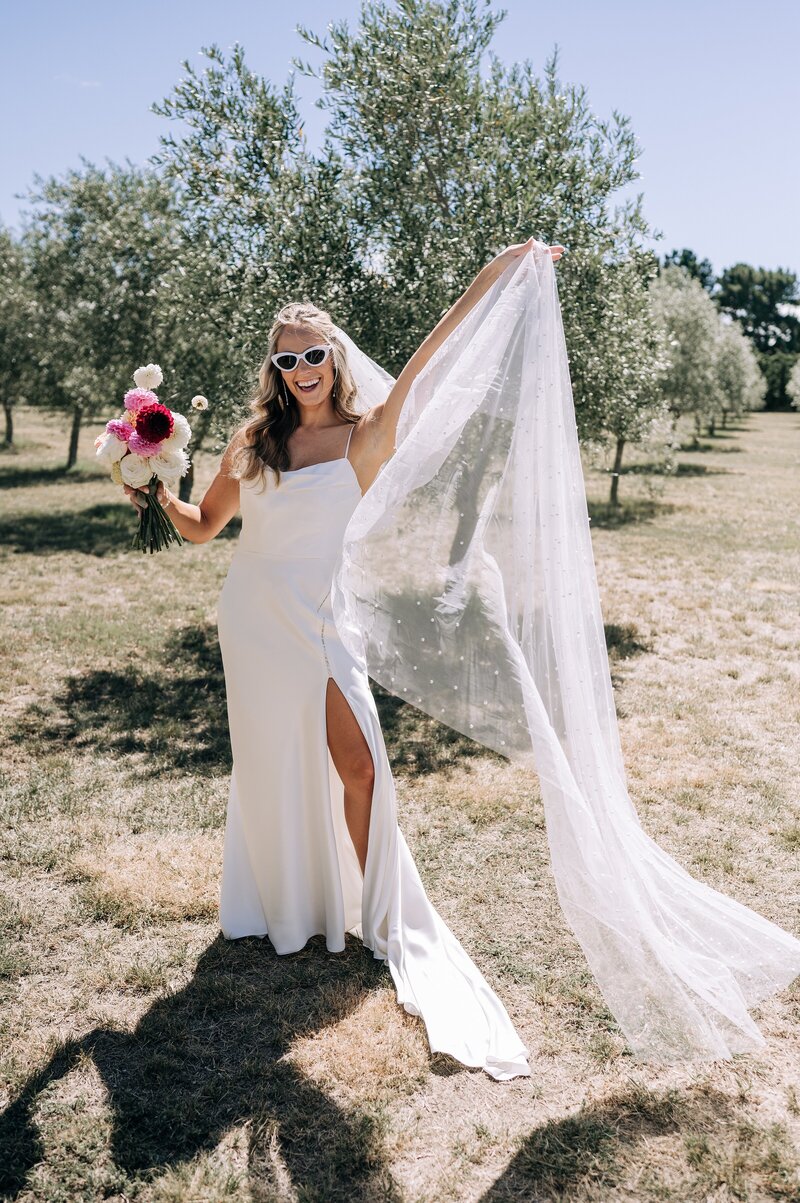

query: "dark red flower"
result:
(136, 402), (174, 445)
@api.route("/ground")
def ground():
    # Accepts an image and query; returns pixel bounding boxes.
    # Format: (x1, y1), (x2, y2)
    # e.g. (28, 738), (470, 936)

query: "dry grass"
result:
(1, 405), (799, 1202)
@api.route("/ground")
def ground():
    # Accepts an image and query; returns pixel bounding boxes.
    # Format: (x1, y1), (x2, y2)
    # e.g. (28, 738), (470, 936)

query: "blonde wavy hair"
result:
(231, 301), (361, 489)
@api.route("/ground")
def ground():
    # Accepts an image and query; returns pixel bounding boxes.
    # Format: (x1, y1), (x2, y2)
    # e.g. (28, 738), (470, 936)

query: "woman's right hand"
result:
(123, 484), (147, 510)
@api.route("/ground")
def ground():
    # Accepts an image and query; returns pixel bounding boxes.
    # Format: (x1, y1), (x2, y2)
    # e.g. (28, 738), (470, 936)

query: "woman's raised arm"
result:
(367, 238), (564, 458)
(123, 430), (244, 544)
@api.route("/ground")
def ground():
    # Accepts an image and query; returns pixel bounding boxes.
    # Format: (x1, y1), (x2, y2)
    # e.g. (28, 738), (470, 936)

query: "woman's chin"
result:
(293, 385), (333, 409)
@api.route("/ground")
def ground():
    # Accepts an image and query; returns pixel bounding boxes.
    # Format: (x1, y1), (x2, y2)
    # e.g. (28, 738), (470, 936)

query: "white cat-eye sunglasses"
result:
(271, 344), (332, 372)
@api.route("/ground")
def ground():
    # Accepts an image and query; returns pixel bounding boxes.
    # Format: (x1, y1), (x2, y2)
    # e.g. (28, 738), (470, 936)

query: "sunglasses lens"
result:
(274, 354), (298, 371)
(304, 347), (328, 366)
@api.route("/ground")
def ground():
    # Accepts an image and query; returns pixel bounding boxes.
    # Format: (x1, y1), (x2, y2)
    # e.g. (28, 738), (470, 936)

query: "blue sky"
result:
(2, 0), (798, 276)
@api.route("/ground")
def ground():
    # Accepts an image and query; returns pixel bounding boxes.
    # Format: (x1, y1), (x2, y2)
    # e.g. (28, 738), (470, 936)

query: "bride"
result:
(125, 238), (561, 1080)
(126, 236), (800, 1078)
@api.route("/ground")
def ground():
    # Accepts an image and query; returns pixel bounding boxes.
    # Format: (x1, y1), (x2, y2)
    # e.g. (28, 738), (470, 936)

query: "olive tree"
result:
(0, 226), (38, 447)
(21, 161), (181, 468)
(649, 265), (724, 441)
(150, 1), (666, 499)
(293, 0), (669, 507)
(714, 318), (765, 428)
(151, 40), (373, 465)
(787, 357), (800, 412)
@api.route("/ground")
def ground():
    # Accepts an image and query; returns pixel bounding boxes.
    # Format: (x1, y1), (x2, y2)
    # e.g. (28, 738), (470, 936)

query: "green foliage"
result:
(716, 320), (766, 418)
(0, 225), (38, 444)
(715, 263), (800, 355)
(19, 160), (181, 417)
(650, 266), (724, 426)
(295, 0), (653, 385)
(561, 249), (665, 448)
(650, 266), (766, 436)
(150, 42), (374, 453)
(662, 248), (716, 292)
(143, 3), (665, 463)
(788, 357), (800, 412)
(760, 348), (800, 412)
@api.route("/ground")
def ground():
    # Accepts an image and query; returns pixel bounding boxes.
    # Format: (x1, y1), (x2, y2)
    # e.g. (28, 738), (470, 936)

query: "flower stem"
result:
(131, 476), (185, 554)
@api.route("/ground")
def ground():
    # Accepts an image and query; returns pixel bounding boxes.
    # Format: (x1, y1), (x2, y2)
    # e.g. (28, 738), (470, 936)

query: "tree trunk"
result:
(721, 410), (728, 429)
(66, 404), (82, 470)
(708, 415), (716, 436)
(2, 400), (12, 446)
(609, 436), (625, 507)
(179, 459), (194, 503)
(178, 411), (212, 502)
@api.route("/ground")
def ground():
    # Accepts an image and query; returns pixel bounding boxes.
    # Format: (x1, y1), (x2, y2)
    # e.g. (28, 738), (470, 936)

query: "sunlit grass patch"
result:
(70, 833), (224, 928)
(287, 988), (430, 1104)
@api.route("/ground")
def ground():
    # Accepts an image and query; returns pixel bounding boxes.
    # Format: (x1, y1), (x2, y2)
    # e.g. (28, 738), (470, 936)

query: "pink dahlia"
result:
(123, 387), (158, 413)
(106, 418), (134, 442)
(128, 431), (165, 457)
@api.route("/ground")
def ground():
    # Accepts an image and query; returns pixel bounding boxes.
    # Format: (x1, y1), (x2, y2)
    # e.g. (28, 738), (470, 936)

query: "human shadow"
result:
(0, 934), (405, 1201)
(0, 504), (241, 556)
(479, 1082), (740, 1201)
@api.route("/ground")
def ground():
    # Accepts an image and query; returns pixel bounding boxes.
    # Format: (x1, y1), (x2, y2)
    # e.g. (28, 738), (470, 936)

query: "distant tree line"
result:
(0, 0), (791, 506)
(662, 248), (799, 411)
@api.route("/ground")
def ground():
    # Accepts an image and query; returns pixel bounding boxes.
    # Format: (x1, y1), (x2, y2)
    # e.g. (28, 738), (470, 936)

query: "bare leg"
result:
(325, 677), (374, 875)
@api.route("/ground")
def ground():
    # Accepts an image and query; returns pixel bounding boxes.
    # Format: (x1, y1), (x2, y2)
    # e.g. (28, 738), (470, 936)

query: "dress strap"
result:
(343, 421), (356, 462)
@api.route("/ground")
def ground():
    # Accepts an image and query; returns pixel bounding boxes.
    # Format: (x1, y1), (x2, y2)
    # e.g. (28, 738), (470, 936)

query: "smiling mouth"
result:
(296, 378), (321, 392)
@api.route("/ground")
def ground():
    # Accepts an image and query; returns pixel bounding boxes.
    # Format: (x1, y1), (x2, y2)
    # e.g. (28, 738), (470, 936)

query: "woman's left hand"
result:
(493, 237), (565, 270)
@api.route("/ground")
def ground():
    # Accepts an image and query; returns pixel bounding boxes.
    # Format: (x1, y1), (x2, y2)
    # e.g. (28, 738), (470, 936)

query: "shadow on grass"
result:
(481, 1077), (800, 1201)
(7, 624), (232, 776)
(621, 461), (732, 477)
(479, 1083), (740, 1201)
(587, 498), (671, 529)
(0, 504), (242, 556)
(677, 436), (745, 453)
(0, 934), (411, 1201)
(7, 605), (652, 780)
(6, 621), (495, 780)
(372, 681), (505, 777)
(0, 464), (103, 488)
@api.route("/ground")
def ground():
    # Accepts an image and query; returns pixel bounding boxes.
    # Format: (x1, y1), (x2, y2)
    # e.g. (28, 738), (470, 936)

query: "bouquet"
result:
(94, 363), (208, 554)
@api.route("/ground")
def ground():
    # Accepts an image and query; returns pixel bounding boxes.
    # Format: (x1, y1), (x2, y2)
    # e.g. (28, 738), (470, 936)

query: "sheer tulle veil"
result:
(330, 239), (800, 1061)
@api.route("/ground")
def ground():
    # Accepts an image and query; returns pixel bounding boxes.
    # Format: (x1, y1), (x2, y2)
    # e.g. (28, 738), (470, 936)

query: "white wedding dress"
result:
(216, 422), (531, 1080)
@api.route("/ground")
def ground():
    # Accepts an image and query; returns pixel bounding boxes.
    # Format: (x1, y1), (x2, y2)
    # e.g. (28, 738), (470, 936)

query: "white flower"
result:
(150, 447), (189, 481)
(96, 433), (127, 466)
(120, 452), (154, 488)
(133, 363), (163, 390)
(190, 395), (209, 411)
(159, 472), (181, 494)
(161, 411), (192, 451)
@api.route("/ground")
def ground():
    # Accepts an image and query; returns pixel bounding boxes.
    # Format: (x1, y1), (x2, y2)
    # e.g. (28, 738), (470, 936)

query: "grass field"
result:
(1, 405), (799, 1202)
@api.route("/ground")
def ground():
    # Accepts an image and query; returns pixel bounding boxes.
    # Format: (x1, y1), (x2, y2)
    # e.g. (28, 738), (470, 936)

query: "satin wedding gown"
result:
(216, 422), (530, 1080)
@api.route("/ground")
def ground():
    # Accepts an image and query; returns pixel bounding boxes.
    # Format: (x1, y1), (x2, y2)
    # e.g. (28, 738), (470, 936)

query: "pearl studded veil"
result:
(331, 241), (800, 1061)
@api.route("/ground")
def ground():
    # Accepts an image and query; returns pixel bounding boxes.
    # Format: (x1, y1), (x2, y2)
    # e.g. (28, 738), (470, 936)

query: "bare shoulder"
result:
(219, 425), (249, 477)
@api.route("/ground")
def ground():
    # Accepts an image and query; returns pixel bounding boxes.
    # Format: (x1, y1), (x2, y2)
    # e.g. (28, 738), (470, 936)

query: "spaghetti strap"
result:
(343, 421), (356, 462)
